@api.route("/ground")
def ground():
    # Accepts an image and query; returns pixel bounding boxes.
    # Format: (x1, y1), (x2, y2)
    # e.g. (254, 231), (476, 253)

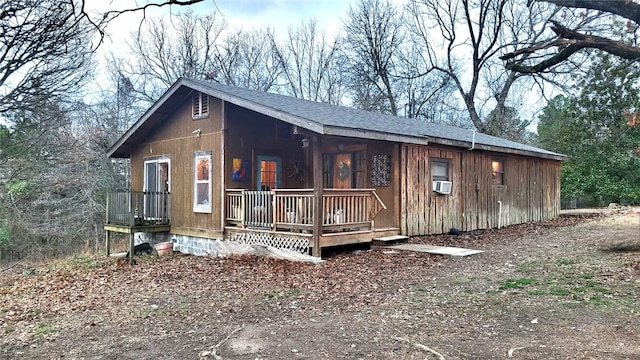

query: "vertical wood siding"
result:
(400, 144), (560, 236)
(131, 96), (224, 237)
(223, 107), (399, 230)
(130, 99), (403, 238)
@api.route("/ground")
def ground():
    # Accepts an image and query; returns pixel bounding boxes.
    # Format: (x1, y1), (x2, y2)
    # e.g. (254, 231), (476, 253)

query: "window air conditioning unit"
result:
(433, 180), (452, 195)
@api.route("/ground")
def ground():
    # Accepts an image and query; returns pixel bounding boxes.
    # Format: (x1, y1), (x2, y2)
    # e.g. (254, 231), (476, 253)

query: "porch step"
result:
(372, 235), (409, 246)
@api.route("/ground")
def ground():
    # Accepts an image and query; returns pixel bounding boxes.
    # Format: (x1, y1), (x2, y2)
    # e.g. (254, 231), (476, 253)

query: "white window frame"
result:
(192, 92), (209, 120)
(193, 151), (212, 213)
(143, 157), (170, 220)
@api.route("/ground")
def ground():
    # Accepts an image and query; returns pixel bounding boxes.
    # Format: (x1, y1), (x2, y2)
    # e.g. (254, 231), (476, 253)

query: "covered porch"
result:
(224, 188), (399, 254)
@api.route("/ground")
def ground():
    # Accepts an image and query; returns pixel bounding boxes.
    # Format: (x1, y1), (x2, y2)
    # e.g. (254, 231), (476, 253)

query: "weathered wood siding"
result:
(400, 144), (560, 236)
(130, 99), (403, 239)
(224, 104), (308, 190)
(319, 138), (399, 229)
(131, 96), (224, 238)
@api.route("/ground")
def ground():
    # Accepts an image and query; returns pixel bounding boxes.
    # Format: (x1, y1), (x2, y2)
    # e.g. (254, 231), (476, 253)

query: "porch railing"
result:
(225, 188), (386, 233)
(106, 191), (171, 227)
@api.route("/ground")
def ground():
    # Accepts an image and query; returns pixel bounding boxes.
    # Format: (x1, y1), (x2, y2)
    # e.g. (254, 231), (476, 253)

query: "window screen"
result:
(431, 159), (450, 181)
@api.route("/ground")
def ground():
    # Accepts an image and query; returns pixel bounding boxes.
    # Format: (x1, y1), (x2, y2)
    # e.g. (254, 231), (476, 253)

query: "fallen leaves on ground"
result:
(1, 210), (637, 359)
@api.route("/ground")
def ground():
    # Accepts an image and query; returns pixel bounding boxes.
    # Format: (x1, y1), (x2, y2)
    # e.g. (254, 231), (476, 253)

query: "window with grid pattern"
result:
(260, 160), (278, 190)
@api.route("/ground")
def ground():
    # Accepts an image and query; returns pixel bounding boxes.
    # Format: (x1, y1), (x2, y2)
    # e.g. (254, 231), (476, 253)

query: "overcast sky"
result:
(213, 0), (353, 33)
(97, 0), (356, 56)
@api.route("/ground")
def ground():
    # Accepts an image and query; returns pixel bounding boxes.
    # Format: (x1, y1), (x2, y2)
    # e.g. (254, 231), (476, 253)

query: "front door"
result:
(144, 158), (170, 219)
(323, 150), (366, 189)
(256, 155), (281, 190)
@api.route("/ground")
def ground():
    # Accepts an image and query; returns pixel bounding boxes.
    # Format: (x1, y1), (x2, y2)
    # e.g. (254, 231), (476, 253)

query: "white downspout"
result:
(469, 129), (476, 150)
(497, 200), (502, 229)
(220, 101), (226, 235)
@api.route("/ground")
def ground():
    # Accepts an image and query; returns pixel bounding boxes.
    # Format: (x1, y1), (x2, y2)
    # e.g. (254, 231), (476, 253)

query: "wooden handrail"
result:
(106, 190), (171, 227)
(225, 188), (387, 233)
(371, 190), (387, 219)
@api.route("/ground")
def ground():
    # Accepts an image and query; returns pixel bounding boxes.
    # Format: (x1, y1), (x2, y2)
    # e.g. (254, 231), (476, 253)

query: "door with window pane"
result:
(253, 156), (280, 226)
(323, 151), (366, 189)
(256, 156), (281, 190)
(144, 159), (170, 220)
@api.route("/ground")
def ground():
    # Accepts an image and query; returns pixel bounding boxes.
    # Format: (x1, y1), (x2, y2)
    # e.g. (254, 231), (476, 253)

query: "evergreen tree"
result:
(538, 55), (640, 206)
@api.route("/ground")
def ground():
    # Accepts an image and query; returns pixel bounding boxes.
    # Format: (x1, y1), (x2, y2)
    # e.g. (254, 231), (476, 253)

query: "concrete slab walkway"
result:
(386, 243), (484, 257)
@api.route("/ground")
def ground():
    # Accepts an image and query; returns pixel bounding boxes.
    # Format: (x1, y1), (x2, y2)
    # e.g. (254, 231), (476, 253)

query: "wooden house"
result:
(105, 78), (565, 258)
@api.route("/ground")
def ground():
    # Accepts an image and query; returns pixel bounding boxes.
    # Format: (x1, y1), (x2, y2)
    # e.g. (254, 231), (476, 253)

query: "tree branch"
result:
(98, 0), (205, 22)
(502, 19), (640, 73)
(505, 43), (583, 73)
(79, 0), (207, 47)
(531, 0), (640, 25)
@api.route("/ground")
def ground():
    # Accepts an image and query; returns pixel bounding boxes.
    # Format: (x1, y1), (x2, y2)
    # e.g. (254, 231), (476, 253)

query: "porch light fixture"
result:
(301, 137), (309, 148)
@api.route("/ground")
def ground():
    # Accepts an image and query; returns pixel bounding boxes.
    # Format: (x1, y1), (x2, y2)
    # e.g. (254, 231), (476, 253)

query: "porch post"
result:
(105, 231), (111, 257)
(312, 135), (322, 258)
(105, 193), (110, 257)
(129, 232), (135, 264)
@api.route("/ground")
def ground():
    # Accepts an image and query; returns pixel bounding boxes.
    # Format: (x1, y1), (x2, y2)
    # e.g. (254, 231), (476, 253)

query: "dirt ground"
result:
(1, 209), (639, 360)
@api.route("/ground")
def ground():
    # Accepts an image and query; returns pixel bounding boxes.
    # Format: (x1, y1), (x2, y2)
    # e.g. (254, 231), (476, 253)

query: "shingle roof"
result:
(108, 77), (566, 161)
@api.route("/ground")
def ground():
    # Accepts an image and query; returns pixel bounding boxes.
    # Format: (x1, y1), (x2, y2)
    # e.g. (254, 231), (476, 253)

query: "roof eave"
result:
(107, 79), (190, 158)
(322, 126), (566, 160)
(323, 126), (429, 145)
(426, 137), (567, 161)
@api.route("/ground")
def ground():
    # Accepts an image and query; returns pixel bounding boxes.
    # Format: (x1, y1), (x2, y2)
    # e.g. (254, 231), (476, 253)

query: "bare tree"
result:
(0, 0), (211, 119)
(395, 45), (461, 123)
(342, 0), (404, 115)
(0, 0), (94, 116)
(111, 10), (226, 103)
(113, 11), (289, 104)
(0, 0), (208, 114)
(0, 0), (100, 262)
(0, 0), (213, 263)
(79, 0), (208, 42)
(211, 28), (282, 91)
(270, 20), (345, 104)
(407, 0), (556, 140)
(502, 0), (640, 73)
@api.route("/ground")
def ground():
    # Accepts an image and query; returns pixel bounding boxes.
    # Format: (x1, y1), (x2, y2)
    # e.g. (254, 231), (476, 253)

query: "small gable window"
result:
(491, 158), (505, 185)
(192, 92), (209, 120)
